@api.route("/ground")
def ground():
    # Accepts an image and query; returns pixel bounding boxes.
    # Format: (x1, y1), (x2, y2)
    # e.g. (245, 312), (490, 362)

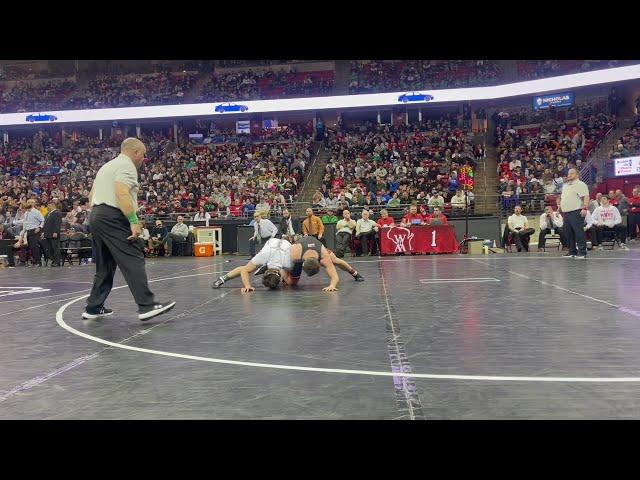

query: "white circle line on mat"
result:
(55, 271), (640, 383)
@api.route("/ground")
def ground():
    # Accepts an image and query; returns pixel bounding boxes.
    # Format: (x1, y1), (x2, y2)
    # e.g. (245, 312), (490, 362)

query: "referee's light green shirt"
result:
(560, 179), (589, 213)
(91, 153), (139, 211)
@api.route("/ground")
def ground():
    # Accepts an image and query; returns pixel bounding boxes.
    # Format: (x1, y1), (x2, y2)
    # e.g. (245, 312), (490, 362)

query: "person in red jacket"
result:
(627, 187), (640, 240)
(229, 198), (243, 217)
(400, 204), (425, 227)
(425, 206), (449, 225)
(376, 208), (395, 228)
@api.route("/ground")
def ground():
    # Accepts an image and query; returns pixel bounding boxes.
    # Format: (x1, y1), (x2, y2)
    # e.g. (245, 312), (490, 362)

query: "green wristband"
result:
(127, 212), (139, 224)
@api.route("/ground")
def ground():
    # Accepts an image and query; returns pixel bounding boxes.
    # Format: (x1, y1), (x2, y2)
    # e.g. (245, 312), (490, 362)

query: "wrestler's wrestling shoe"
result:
(212, 277), (225, 288)
(353, 272), (365, 282)
(254, 265), (268, 276)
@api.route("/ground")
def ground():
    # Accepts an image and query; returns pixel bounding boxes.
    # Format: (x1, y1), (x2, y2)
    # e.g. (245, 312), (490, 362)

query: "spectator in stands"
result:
(426, 206), (448, 225)
(376, 209), (395, 228)
(400, 204), (425, 227)
(229, 198), (243, 217)
(321, 209), (338, 224)
(312, 191), (325, 210)
(164, 215), (189, 256)
(538, 206), (566, 250)
(427, 190), (445, 213)
(507, 206), (535, 252)
(450, 189), (468, 215)
(302, 207), (325, 245)
(355, 209), (378, 256)
(592, 196), (628, 249)
(387, 192), (401, 208)
(324, 192), (339, 211)
(249, 211), (278, 257)
(335, 210), (356, 258)
(627, 187), (640, 241)
(193, 207), (211, 223)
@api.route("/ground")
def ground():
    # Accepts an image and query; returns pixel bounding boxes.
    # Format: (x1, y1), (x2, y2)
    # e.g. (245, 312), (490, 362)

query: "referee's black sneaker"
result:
(138, 301), (176, 321)
(82, 307), (114, 319)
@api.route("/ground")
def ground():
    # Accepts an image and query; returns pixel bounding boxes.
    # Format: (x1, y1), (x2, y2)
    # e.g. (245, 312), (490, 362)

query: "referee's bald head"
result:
(121, 137), (147, 167)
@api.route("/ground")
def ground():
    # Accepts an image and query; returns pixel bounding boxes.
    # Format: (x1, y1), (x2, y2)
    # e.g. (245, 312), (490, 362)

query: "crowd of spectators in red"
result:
(0, 128), (313, 237)
(495, 101), (616, 211)
(314, 117), (479, 215)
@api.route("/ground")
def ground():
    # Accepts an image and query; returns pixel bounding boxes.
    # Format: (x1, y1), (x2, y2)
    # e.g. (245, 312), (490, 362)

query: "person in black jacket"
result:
(0, 224), (16, 267)
(278, 208), (296, 239)
(41, 199), (63, 266)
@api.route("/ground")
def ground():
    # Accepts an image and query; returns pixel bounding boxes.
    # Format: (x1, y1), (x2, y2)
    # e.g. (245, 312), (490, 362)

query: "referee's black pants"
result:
(249, 235), (271, 257)
(26, 229), (42, 265)
(564, 209), (587, 256)
(86, 205), (155, 310)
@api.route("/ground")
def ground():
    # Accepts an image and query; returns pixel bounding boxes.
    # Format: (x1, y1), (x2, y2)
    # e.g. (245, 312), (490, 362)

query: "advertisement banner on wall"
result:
(0, 65), (638, 127)
(236, 120), (250, 134)
(532, 91), (575, 110)
(614, 156), (640, 177)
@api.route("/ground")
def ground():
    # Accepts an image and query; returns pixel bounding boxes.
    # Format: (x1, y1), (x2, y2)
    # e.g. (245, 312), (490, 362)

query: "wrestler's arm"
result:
(321, 256), (339, 291)
(239, 262), (258, 293)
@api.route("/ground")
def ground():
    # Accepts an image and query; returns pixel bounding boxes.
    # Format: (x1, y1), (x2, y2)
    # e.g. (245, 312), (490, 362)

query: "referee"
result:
(83, 138), (176, 320)
(559, 168), (590, 259)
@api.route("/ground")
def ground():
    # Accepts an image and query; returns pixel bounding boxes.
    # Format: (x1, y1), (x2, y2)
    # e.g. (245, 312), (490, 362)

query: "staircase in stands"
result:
(294, 141), (331, 215)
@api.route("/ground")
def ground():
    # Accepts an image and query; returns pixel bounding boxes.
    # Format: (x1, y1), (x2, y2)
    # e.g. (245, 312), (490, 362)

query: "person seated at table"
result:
(592, 195), (628, 250)
(507, 205), (535, 252)
(335, 209), (356, 258)
(355, 209), (379, 256)
(425, 206), (449, 225)
(538, 206), (566, 250)
(400, 204), (425, 227)
(376, 209), (395, 228)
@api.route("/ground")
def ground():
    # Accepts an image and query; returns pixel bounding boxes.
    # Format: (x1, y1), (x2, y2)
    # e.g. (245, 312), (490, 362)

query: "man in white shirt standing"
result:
(249, 211), (278, 257)
(507, 206), (535, 252)
(538, 206), (566, 250)
(592, 195), (629, 250)
(84, 137), (175, 321)
(559, 168), (590, 259)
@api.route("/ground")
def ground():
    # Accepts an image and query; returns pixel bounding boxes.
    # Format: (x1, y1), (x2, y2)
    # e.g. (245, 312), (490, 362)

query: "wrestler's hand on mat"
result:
(128, 223), (141, 241)
(241, 287), (255, 294)
(322, 285), (338, 292)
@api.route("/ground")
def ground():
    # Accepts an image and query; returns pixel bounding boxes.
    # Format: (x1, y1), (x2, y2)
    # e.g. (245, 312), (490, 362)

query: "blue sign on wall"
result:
(532, 92), (575, 110)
